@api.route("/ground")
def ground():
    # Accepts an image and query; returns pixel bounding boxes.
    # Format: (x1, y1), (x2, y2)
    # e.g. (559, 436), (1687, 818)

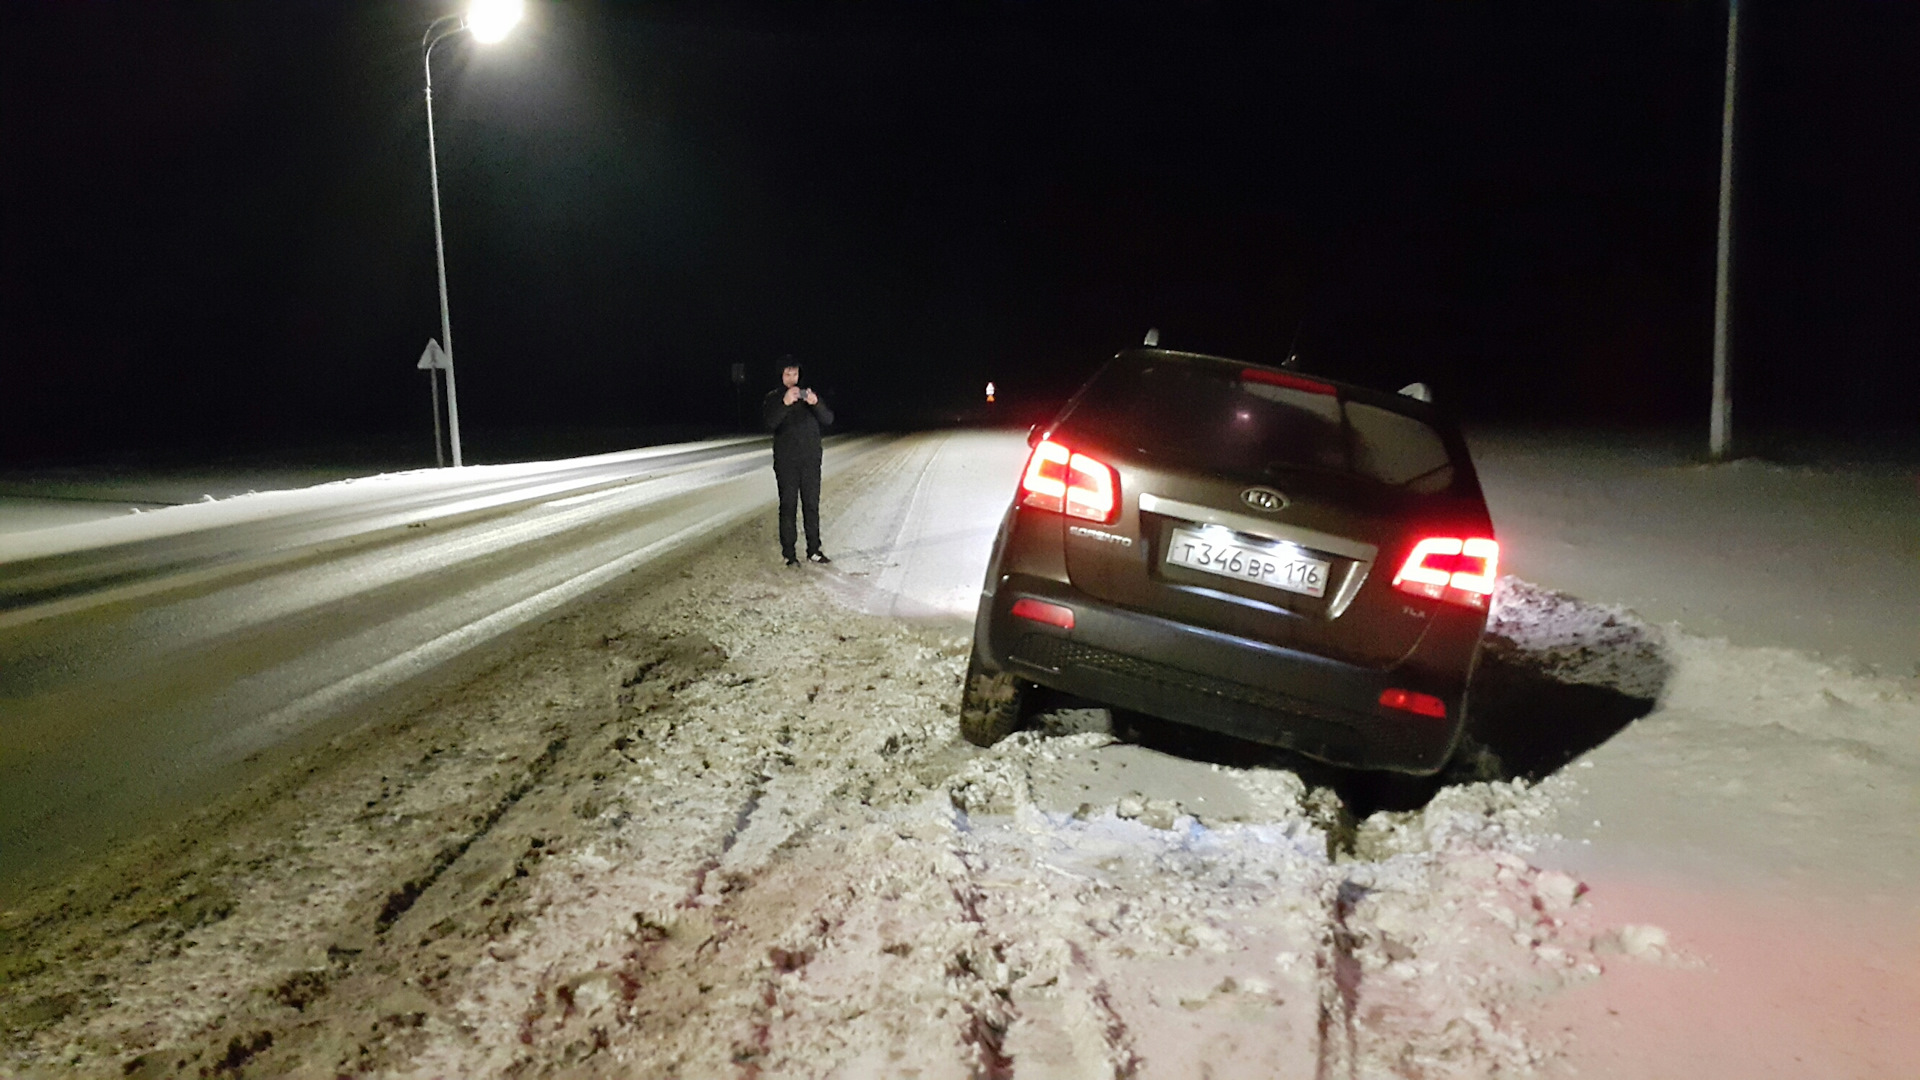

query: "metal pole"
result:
(425, 27), (466, 467)
(428, 365), (444, 467)
(1710, 0), (1739, 460)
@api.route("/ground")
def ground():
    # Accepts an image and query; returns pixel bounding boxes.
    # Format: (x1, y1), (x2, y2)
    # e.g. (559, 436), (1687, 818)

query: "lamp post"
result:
(1709, 0), (1739, 461)
(423, 0), (523, 467)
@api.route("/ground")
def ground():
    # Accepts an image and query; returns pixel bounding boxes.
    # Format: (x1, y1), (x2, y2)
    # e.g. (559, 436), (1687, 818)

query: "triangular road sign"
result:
(418, 338), (449, 370)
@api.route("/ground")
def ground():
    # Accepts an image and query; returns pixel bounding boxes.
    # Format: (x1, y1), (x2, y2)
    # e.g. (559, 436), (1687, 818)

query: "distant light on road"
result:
(986, 381), (996, 404)
(467, 0), (524, 43)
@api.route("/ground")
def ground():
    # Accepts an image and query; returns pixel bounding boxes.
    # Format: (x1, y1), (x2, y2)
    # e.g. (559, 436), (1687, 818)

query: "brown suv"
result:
(961, 348), (1499, 775)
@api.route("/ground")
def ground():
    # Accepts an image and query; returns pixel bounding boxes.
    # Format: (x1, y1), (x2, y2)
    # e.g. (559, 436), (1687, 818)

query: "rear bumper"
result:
(979, 574), (1473, 774)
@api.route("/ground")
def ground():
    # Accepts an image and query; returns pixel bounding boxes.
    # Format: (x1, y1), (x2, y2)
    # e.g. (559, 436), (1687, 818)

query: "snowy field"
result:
(0, 429), (1915, 1078)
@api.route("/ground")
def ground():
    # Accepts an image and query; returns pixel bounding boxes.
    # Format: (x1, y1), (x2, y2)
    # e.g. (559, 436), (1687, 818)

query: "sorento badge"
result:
(1240, 486), (1288, 512)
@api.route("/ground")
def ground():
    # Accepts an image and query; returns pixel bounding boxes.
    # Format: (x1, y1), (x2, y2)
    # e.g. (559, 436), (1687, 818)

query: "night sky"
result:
(3, 1), (1914, 465)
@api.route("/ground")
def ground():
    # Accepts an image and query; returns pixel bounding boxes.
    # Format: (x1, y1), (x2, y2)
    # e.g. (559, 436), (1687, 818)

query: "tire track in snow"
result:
(680, 773), (772, 910)
(373, 734), (569, 933)
(944, 809), (1022, 1080)
(1312, 879), (1364, 1080)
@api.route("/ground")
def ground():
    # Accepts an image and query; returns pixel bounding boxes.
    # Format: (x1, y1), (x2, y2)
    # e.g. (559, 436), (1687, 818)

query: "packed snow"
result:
(0, 428), (1914, 1077)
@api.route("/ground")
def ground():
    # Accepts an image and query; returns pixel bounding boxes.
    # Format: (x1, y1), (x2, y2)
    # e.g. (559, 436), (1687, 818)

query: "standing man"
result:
(762, 357), (834, 566)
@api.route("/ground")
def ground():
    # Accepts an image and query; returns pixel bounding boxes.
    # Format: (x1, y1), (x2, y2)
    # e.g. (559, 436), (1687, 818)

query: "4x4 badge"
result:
(1240, 486), (1288, 512)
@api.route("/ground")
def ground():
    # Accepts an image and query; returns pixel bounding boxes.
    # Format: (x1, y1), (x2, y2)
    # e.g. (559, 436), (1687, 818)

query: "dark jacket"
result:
(762, 388), (833, 461)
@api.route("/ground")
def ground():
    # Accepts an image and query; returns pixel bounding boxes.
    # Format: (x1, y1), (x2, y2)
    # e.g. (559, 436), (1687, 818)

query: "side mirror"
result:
(1026, 423), (1045, 448)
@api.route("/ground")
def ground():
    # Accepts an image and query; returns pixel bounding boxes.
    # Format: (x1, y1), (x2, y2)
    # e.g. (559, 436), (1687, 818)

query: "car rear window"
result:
(1063, 358), (1456, 490)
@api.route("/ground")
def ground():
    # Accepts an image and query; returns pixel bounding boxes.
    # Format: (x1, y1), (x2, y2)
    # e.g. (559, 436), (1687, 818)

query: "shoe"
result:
(784, 555), (800, 567)
(807, 551), (831, 564)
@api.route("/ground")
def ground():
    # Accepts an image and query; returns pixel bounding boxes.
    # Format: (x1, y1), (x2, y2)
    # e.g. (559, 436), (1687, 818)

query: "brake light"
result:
(1021, 440), (1069, 511)
(1378, 688), (1448, 719)
(1010, 597), (1075, 630)
(1392, 536), (1500, 610)
(1020, 439), (1120, 524)
(1241, 367), (1336, 395)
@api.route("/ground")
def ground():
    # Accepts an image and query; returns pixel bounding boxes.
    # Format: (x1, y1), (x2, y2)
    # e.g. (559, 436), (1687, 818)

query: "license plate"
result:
(1165, 525), (1330, 598)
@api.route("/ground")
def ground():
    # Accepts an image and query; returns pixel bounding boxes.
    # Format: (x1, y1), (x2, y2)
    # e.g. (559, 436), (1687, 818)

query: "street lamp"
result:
(422, 0), (524, 466)
(1709, 0), (1739, 461)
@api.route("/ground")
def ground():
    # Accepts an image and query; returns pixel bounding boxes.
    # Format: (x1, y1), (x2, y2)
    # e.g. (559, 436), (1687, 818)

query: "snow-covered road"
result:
(0, 437), (886, 892)
(1, 430), (1914, 1078)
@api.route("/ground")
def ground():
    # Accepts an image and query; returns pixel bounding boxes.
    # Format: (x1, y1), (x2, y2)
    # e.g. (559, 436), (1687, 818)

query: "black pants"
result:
(773, 451), (822, 558)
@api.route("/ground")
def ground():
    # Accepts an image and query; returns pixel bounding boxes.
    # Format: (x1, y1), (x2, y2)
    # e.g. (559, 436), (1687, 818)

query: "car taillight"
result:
(1010, 597), (1075, 630)
(1378, 687), (1448, 719)
(1392, 536), (1500, 610)
(1020, 439), (1120, 524)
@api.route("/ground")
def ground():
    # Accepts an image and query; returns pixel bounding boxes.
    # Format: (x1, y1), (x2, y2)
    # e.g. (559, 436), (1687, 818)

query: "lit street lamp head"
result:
(466, 0), (524, 44)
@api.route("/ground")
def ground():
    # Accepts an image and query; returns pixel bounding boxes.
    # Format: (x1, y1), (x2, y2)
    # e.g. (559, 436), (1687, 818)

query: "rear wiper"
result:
(1397, 461), (1455, 487)
(1260, 460), (1348, 479)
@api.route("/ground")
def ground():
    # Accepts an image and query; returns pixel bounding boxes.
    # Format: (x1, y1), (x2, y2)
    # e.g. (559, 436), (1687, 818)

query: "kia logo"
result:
(1240, 486), (1287, 512)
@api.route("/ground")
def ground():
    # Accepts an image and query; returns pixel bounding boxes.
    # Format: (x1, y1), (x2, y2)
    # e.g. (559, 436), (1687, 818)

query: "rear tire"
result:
(959, 652), (1029, 747)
